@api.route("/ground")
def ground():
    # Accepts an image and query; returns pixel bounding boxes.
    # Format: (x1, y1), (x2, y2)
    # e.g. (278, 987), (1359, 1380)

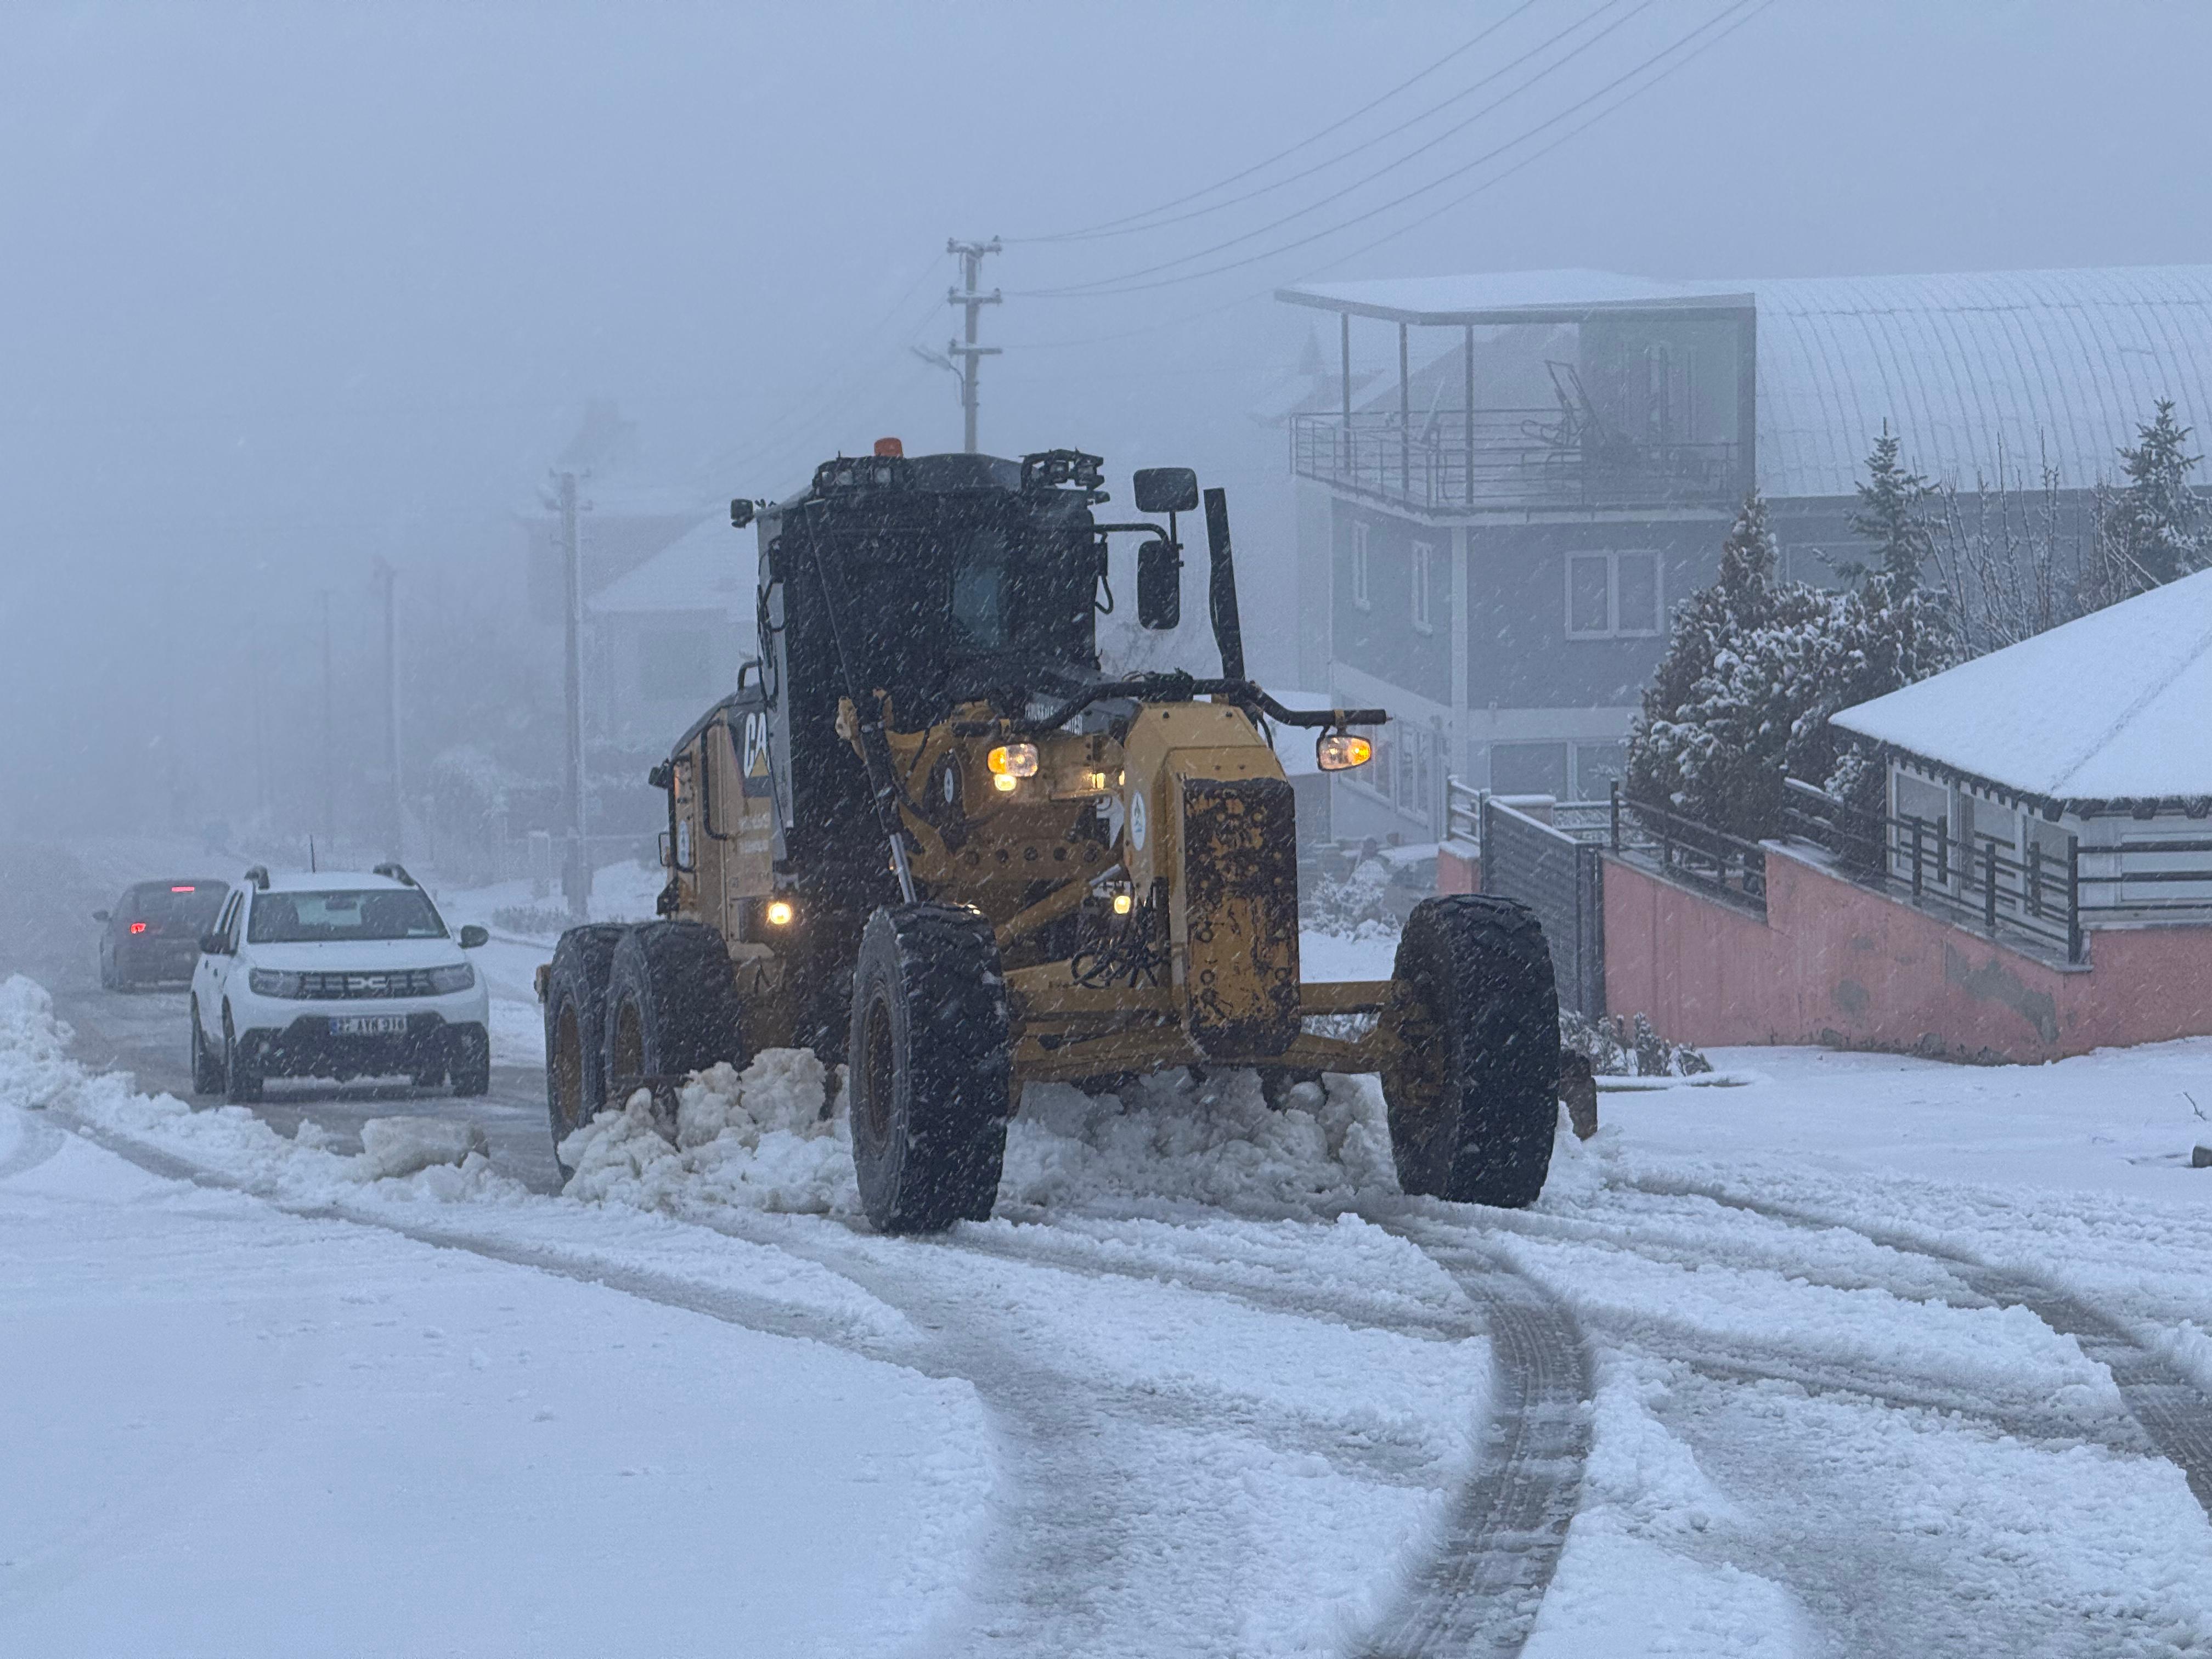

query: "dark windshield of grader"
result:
(795, 456), (1104, 724)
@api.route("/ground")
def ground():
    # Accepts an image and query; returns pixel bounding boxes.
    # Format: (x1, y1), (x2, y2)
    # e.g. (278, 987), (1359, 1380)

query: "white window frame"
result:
(1564, 549), (1663, 640)
(1410, 540), (1435, 634)
(1351, 522), (1371, 612)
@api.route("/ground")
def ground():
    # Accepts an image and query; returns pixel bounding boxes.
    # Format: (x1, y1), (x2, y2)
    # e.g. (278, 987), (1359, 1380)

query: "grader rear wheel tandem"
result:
(537, 445), (1565, 1227)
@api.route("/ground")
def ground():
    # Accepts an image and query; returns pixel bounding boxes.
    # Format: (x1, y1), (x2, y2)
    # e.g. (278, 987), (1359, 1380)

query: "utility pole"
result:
(946, 238), (1002, 454)
(319, 589), (336, 861)
(557, 471), (591, 919)
(372, 557), (402, 859)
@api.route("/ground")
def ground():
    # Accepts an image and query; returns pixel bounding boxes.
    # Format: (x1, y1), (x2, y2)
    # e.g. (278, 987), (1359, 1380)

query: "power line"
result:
(1014, 0), (1759, 301)
(1000, 0), (1773, 353)
(1031, 0), (1647, 252)
(1006, 0), (1551, 245)
(1307, 0), (1777, 276)
(1012, 0), (1666, 298)
(694, 252), (949, 486)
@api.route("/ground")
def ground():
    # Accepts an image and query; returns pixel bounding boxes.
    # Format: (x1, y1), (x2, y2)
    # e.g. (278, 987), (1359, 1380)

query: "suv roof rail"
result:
(372, 861), (417, 887)
(243, 865), (270, 890)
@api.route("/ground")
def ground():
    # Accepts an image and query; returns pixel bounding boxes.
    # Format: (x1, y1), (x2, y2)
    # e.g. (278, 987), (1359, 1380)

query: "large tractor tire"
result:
(1380, 894), (1561, 1208)
(847, 903), (1011, 1234)
(544, 923), (626, 1172)
(602, 921), (746, 1098)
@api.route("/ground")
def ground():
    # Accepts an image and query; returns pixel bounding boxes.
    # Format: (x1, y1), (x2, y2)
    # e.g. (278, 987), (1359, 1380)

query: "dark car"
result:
(95, 880), (231, 989)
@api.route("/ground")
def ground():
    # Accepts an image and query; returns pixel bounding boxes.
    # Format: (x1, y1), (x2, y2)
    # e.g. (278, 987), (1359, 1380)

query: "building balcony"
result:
(1290, 410), (1747, 515)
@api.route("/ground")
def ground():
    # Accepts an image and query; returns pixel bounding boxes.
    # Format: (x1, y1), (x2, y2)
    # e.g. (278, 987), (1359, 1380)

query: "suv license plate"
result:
(332, 1015), (407, 1036)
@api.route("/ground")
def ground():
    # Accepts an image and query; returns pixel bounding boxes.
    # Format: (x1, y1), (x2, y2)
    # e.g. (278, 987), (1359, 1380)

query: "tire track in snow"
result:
(52, 1113), (1485, 1657)
(1352, 1222), (1592, 1659)
(1627, 1177), (2212, 1515)
(48, 1108), (873, 1348)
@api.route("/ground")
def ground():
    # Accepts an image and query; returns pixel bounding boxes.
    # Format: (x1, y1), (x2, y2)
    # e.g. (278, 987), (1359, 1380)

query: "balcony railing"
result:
(1290, 409), (1745, 512)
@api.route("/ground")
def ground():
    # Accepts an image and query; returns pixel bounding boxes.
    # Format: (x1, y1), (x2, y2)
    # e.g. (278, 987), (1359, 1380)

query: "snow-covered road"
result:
(6, 843), (2212, 1655)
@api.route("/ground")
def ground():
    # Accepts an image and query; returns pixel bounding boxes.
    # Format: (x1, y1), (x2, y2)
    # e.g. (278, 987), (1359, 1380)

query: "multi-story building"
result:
(1278, 266), (2212, 844)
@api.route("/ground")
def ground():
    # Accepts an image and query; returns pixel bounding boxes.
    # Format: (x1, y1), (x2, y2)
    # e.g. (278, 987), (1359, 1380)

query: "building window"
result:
(1410, 540), (1435, 634)
(1564, 550), (1663, 639)
(1571, 741), (1629, 800)
(1351, 522), (1371, 612)
(1490, 741), (1569, 799)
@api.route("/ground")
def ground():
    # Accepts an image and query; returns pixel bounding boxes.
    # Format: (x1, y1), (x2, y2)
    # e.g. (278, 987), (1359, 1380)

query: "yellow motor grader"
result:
(540, 444), (1561, 1231)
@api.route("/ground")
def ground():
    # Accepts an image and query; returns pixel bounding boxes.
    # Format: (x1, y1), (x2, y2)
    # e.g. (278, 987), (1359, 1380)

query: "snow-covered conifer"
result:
(1627, 492), (1827, 838)
(1843, 424), (1937, 585)
(2100, 400), (2208, 591)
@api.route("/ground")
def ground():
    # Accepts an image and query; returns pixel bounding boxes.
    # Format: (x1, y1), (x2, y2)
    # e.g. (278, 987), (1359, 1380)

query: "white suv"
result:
(189, 865), (492, 1103)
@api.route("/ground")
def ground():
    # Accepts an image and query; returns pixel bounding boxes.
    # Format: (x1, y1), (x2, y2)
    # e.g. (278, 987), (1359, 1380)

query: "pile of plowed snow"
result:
(558, 1048), (851, 1215)
(554, 1051), (1407, 1221)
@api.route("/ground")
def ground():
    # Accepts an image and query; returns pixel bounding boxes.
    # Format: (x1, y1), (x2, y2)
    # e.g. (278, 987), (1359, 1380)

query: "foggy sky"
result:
(7, 1), (2210, 837)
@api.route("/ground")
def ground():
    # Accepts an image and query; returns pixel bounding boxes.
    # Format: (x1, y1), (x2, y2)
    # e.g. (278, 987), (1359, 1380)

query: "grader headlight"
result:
(1316, 731), (1373, 772)
(988, 742), (1039, 778)
(764, 899), (795, 928)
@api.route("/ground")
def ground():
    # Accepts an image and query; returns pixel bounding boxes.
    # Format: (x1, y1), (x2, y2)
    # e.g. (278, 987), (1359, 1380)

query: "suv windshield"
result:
(247, 889), (448, 943)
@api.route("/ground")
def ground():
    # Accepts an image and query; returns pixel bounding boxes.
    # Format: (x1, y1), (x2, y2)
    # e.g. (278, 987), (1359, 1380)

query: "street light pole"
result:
(557, 471), (591, 919)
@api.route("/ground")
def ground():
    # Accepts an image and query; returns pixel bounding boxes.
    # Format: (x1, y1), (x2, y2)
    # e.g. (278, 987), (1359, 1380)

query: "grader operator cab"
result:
(540, 442), (1563, 1232)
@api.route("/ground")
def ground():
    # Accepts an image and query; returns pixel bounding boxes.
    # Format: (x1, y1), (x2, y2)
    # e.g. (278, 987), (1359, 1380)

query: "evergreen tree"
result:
(1627, 479), (1963, 844)
(1781, 569), (1960, 823)
(1627, 492), (1824, 838)
(1843, 424), (1936, 585)
(2102, 400), (2208, 590)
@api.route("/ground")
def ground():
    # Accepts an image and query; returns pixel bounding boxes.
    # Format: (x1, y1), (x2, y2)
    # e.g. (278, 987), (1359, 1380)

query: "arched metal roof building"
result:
(1751, 266), (2212, 499)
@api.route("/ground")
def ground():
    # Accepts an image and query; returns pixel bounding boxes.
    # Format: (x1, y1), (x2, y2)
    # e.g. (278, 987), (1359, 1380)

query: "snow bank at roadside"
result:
(552, 1052), (1408, 1224)
(0, 975), (526, 1205)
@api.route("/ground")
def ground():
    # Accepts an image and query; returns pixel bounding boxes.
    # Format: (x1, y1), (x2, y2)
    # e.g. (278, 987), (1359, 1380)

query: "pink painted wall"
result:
(1604, 845), (2212, 1062)
(1438, 847), (1480, 896)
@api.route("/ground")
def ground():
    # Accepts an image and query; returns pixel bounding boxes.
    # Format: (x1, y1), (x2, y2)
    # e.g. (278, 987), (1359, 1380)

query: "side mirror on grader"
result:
(539, 445), (1565, 1233)
(1132, 467), (1199, 515)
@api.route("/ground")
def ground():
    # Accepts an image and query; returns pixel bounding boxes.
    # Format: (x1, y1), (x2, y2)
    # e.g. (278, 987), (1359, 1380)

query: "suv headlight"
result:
(426, 963), (476, 995)
(248, 969), (303, 998)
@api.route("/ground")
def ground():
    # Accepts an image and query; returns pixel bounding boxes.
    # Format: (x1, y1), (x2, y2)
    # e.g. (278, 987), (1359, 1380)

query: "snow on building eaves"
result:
(1830, 568), (2212, 805)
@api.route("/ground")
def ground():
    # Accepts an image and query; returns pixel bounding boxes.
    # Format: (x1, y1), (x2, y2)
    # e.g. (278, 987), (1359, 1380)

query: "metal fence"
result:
(1781, 777), (2212, 964)
(1479, 793), (1606, 1018)
(1607, 787), (1769, 917)
(1289, 410), (1743, 512)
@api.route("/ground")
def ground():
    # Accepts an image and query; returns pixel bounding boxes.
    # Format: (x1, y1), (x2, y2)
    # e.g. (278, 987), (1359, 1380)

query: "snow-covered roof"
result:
(1280, 264), (2212, 501)
(1831, 567), (2212, 803)
(588, 512), (749, 618)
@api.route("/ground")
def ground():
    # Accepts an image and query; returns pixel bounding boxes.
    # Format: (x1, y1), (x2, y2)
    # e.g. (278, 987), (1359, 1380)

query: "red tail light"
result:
(171, 885), (196, 892)
(129, 922), (148, 934)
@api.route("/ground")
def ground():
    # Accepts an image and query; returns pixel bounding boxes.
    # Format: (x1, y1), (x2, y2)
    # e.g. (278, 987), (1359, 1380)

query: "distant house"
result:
(1276, 264), (2212, 844)
(1832, 566), (2212, 934)
(1590, 568), (2212, 1062)
(586, 513), (758, 754)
